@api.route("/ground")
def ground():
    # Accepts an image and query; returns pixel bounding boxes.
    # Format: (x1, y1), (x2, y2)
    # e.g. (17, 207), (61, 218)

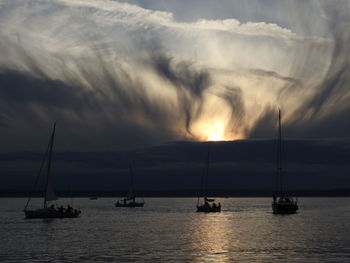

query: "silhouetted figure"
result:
(273, 194), (276, 203)
(197, 197), (221, 212)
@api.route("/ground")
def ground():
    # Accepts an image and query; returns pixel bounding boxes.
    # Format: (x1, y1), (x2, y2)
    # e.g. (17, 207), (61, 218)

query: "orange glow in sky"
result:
(206, 122), (226, 141)
(191, 119), (242, 142)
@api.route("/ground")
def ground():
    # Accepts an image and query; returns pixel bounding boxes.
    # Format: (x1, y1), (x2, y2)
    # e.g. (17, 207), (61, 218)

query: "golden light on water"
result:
(191, 211), (234, 263)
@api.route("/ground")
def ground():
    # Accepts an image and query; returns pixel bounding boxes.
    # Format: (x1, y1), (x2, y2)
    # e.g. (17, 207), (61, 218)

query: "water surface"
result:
(0, 198), (349, 262)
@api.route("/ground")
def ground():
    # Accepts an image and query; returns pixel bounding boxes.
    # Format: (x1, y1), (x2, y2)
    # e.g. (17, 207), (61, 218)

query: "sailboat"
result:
(24, 123), (81, 219)
(196, 142), (221, 213)
(115, 163), (144, 207)
(272, 109), (298, 214)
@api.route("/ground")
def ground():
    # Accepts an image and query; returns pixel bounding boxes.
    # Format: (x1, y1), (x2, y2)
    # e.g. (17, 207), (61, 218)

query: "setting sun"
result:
(207, 123), (226, 141)
(190, 114), (244, 142)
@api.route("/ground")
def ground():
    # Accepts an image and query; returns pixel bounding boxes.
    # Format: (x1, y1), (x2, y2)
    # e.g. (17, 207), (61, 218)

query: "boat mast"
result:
(204, 142), (211, 199)
(43, 123), (56, 208)
(277, 109), (283, 196)
(197, 142), (211, 205)
(128, 163), (135, 200)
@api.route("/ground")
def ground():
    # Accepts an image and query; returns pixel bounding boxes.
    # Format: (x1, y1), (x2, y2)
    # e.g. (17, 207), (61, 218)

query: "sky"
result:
(1, 0), (350, 191)
(2, 139), (350, 191)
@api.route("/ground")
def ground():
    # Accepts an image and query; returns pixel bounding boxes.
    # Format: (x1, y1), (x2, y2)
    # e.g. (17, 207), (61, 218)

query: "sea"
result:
(0, 197), (349, 262)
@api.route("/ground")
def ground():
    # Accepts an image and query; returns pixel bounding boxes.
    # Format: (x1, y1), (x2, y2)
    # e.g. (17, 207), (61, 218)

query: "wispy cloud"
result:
(0, 0), (346, 151)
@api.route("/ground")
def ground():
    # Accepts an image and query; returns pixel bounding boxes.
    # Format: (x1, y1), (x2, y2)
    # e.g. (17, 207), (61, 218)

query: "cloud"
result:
(149, 53), (211, 133)
(276, 1), (350, 139)
(0, 0), (346, 151)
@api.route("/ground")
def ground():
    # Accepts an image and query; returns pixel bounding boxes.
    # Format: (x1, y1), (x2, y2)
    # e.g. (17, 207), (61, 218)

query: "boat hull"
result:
(272, 203), (298, 214)
(115, 202), (144, 208)
(24, 209), (81, 219)
(196, 205), (221, 213)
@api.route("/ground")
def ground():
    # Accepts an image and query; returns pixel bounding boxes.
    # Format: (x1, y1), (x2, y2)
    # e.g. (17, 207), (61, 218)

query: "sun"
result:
(190, 115), (244, 142)
(206, 122), (226, 141)
(208, 132), (223, 141)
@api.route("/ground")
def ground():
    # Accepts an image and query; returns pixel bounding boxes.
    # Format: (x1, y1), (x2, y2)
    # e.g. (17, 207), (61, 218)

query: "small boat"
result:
(272, 109), (298, 214)
(197, 197), (221, 212)
(23, 123), (81, 219)
(24, 206), (81, 219)
(272, 195), (298, 214)
(115, 198), (144, 207)
(196, 142), (221, 213)
(115, 163), (144, 208)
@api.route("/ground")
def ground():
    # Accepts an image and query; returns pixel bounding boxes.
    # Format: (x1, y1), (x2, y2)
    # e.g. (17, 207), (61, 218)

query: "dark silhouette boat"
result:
(196, 142), (221, 213)
(24, 206), (81, 219)
(197, 197), (221, 212)
(115, 198), (144, 207)
(272, 109), (298, 214)
(23, 123), (81, 219)
(272, 195), (298, 214)
(115, 164), (144, 208)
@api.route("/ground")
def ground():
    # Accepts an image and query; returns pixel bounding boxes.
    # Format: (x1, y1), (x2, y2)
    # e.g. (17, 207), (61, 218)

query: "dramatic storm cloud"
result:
(0, 0), (348, 151)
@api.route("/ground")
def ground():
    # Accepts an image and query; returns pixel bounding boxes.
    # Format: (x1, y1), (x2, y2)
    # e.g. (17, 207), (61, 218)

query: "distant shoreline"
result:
(1, 189), (350, 197)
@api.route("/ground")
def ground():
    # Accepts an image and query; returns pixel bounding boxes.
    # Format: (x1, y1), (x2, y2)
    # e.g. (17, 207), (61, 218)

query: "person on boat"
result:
(218, 202), (221, 208)
(67, 205), (72, 212)
(50, 204), (55, 210)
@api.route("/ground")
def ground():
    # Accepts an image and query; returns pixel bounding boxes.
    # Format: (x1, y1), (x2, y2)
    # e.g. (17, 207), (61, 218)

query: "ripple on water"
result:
(0, 198), (349, 263)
